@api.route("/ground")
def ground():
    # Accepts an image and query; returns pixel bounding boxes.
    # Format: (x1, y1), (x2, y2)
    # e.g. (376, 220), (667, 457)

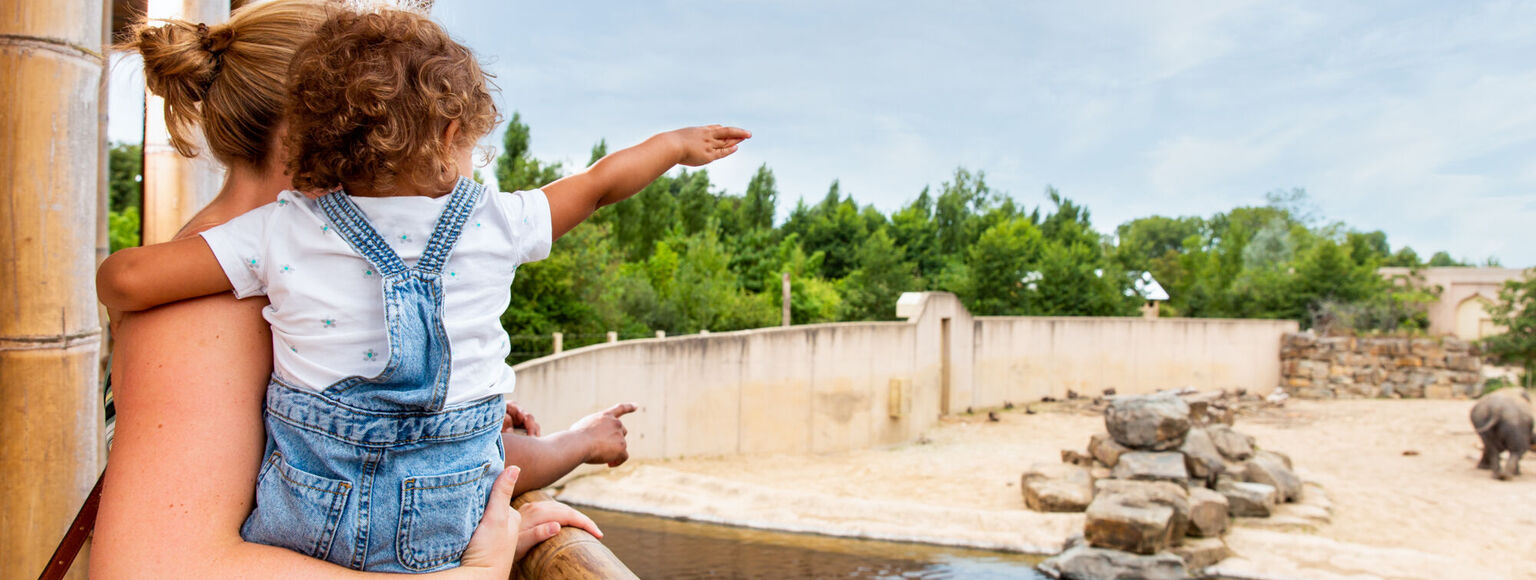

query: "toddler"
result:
(97, 6), (747, 572)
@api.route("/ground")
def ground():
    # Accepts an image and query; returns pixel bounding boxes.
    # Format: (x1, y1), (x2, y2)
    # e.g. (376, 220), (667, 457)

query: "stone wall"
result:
(1279, 332), (1482, 399)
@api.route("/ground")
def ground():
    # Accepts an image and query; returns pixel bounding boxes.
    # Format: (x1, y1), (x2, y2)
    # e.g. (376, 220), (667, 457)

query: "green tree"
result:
(1483, 270), (1536, 387)
(495, 112), (564, 192)
(1428, 251), (1467, 267)
(957, 217), (1044, 315)
(839, 229), (918, 320)
(108, 143), (144, 253)
(740, 164), (778, 231)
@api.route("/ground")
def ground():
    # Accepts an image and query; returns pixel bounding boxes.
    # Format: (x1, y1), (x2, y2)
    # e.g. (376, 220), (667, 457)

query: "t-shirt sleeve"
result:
(198, 204), (276, 299)
(496, 189), (554, 264)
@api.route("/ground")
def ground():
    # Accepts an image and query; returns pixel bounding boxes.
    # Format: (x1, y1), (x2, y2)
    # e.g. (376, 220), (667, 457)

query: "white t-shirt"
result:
(200, 188), (552, 405)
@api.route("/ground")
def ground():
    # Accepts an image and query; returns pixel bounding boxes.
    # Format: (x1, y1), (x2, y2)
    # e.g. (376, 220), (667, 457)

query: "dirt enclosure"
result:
(565, 398), (1536, 578)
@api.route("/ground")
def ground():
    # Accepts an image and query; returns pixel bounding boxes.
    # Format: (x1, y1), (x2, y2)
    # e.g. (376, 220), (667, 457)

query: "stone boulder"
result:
(1171, 537), (1231, 572)
(1204, 424), (1255, 462)
(1086, 480), (1190, 554)
(1178, 428), (1226, 482)
(1112, 451), (1190, 484)
(1021, 463), (1095, 513)
(1216, 480), (1277, 517)
(1038, 545), (1190, 580)
(1186, 487), (1229, 537)
(1089, 433), (1132, 467)
(1240, 450), (1302, 502)
(1106, 394), (1192, 451)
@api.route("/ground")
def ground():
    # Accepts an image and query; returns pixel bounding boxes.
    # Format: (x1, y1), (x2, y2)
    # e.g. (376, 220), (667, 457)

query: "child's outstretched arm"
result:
(96, 238), (233, 312)
(543, 125), (750, 239)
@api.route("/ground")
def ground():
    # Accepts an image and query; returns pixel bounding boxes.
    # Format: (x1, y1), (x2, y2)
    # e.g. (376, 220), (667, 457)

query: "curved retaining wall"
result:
(512, 293), (1296, 464)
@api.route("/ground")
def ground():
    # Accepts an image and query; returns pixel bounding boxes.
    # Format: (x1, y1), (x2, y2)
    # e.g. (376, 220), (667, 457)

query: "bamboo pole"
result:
(512, 491), (638, 580)
(140, 0), (228, 244)
(0, 1), (108, 578)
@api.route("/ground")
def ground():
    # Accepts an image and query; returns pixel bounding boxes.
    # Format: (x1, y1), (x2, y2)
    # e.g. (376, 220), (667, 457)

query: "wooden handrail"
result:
(513, 491), (638, 580)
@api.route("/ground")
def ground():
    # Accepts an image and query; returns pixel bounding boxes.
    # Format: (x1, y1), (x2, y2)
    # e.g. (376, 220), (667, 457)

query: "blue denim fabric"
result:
(240, 178), (505, 572)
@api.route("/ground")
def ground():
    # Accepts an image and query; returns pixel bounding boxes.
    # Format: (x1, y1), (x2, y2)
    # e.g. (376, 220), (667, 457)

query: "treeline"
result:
(489, 115), (1488, 347)
(103, 115), (1498, 358)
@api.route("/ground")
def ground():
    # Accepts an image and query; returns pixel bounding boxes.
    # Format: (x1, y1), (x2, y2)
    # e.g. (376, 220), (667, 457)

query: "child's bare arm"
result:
(96, 238), (234, 312)
(543, 125), (750, 240)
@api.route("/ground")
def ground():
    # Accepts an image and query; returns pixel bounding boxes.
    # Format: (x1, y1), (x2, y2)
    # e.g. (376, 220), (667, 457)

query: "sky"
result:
(109, 0), (1536, 267)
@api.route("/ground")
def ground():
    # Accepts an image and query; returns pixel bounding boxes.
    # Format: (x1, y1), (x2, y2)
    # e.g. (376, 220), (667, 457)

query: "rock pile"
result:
(1033, 391), (1306, 580)
(1280, 332), (1482, 399)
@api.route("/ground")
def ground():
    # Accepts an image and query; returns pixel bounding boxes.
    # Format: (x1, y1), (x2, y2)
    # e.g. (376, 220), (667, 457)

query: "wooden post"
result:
(140, 0), (230, 244)
(0, 1), (108, 578)
(552, 332), (563, 353)
(781, 271), (791, 327)
(606, 331), (617, 343)
(513, 491), (638, 580)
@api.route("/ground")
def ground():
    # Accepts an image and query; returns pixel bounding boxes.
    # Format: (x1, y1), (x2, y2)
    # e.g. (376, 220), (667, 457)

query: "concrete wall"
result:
(968, 317), (1298, 409)
(512, 293), (1297, 462)
(1379, 267), (1528, 340)
(512, 321), (928, 462)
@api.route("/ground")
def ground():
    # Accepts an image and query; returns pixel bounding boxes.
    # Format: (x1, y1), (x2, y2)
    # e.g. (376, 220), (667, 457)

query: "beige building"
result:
(1379, 267), (1529, 340)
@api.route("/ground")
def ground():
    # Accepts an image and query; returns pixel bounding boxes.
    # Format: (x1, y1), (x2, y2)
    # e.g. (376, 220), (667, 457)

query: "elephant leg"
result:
(1502, 450), (1521, 479)
(1477, 430), (1499, 470)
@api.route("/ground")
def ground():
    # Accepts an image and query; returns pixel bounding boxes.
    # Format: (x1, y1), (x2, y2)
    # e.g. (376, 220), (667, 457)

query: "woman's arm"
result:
(543, 125), (749, 240)
(92, 295), (552, 578)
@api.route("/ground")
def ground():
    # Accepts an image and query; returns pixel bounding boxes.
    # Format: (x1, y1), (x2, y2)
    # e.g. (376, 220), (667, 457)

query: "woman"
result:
(91, 2), (630, 576)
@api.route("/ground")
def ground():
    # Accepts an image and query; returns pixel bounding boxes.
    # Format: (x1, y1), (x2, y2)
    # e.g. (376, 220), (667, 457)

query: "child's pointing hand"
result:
(672, 125), (751, 166)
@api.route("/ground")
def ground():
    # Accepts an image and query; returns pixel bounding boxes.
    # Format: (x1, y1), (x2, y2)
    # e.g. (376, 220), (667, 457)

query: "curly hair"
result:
(284, 8), (499, 195)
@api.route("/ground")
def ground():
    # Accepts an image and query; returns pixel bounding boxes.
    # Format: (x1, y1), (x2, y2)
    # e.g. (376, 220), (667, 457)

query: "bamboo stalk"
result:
(0, 2), (108, 578)
(512, 491), (638, 580)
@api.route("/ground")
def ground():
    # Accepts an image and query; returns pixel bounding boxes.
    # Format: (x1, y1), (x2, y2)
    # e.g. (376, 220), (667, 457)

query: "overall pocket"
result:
(240, 451), (352, 562)
(396, 461), (495, 571)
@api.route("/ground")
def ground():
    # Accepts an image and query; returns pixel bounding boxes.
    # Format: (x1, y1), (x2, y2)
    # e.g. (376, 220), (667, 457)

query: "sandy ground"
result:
(557, 399), (1536, 579)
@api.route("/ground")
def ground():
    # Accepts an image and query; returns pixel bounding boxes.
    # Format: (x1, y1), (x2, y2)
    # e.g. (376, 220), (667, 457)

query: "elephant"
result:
(1471, 388), (1534, 480)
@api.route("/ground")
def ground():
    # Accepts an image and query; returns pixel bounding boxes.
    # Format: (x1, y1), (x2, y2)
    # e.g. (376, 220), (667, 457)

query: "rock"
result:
(1178, 428), (1226, 482)
(1021, 463), (1095, 513)
(1088, 480), (1190, 553)
(1089, 433), (1132, 467)
(1112, 451), (1190, 484)
(1217, 480), (1277, 517)
(1062, 449), (1095, 467)
(1091, 465), (1113, 481)
(1179, 391), (1223, 425)
(1204, 425), (1255, 461)
(1240, 451), (1302, 502)
(1038, 545), (1190, 580)
(1171, 537), (1231, 572)
(1106, 394), (1192, 451)
(1186, 487), (1229, 537)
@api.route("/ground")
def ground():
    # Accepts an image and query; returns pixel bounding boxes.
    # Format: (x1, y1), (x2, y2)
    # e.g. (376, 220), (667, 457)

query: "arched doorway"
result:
(1455, 294), (1497, 340)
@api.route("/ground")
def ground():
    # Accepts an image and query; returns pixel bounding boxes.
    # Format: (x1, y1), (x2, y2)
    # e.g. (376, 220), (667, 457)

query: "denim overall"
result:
(241, 178), (505, 572)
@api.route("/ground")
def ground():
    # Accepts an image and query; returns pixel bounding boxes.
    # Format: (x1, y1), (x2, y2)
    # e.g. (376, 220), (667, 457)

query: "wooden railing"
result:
(513, 490), (639, 579)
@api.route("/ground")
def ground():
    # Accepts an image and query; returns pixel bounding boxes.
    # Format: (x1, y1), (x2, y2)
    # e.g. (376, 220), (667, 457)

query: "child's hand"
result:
(570, 403), (637, 467)
(671, 125), (751, 167)
(503, 401), (542, 436)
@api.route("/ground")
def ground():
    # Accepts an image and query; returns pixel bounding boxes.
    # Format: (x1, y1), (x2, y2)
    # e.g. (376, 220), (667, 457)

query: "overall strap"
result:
(318, 191), (409, 277)
(415, 177), (483, 275)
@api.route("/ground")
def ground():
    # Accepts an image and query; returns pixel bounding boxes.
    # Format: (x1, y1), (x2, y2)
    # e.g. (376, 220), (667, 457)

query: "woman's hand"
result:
(458, 467), (527, 578)
(670, 125), (751, 167)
